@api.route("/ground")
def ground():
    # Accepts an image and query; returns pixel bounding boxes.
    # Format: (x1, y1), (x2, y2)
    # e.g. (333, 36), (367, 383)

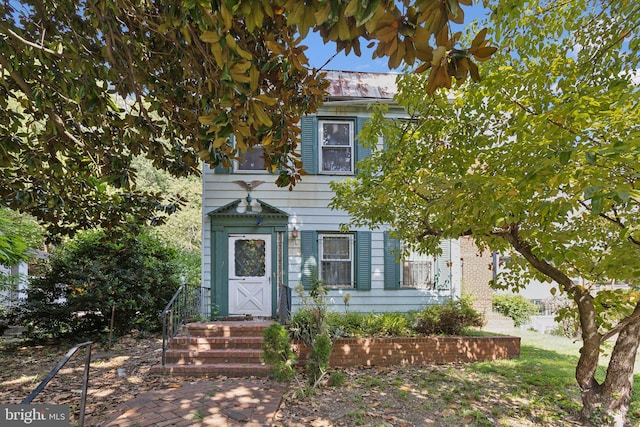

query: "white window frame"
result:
(319, 233), (354, 288)
(234, 145), (268, 173)
(400, 247), (435, 289)
(318, 120), (354, 174)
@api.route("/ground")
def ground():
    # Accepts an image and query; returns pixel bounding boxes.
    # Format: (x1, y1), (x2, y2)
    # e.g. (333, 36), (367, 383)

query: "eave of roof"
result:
(322, 70), (397, 101)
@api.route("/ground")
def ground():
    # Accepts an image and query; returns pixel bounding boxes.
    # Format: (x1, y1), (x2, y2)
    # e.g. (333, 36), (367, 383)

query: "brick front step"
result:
(150, 363), (271, 377)
(184, 321), (273, 338)
(154, 320), (274, 377)
(165, 349), (263, 365)
(169, 336), (264, 351)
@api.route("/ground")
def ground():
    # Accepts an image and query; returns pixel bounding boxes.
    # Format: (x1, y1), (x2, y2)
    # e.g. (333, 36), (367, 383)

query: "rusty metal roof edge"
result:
(322, 70), (398, 99)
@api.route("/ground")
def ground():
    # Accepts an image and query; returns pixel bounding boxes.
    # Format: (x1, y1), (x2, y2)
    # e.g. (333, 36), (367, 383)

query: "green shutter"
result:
(436, 239), (452, 290)
(301, 116), (318, 175)
(214, 162), (231, 174)
(355, 231), (371, 290)
(214, 135), (233, 174)
(301, 230), (318, 289)
(384, 231), (401, 290)
(355, 117), (371, 168)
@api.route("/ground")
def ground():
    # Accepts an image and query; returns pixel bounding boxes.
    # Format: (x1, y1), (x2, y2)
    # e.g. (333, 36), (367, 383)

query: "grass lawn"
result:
(472, 326), (640, 425)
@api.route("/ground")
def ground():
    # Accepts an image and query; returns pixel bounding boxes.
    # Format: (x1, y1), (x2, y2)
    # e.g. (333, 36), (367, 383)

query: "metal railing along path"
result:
(22, 341), (93, 427)
(160, 283), (210, 366)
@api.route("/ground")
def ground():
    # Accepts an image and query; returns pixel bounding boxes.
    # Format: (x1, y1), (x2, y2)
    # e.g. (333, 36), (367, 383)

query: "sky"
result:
(303, 3), (491, 73)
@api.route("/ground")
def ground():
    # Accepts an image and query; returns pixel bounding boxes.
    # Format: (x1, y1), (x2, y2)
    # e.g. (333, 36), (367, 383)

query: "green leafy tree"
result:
(0, 208), (44, 290)
(0, 0), (494, 239)
(132, 157), (202, 283)
(332, 1), (639, 425)
(24, 231), (182, 339)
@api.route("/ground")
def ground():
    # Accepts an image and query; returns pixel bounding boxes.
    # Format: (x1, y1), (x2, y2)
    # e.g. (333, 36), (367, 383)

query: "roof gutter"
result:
(321, 98), (396, 106)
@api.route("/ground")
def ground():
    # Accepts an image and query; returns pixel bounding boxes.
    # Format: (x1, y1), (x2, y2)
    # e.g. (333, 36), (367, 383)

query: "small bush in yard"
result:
(328, 371), (346, 387)
(261, 323), (297, 382)
(414, 295), (485, 335)
(288, 307), (319, 344)
(493, 294), (537, 327)
(306, 333), (332, 386)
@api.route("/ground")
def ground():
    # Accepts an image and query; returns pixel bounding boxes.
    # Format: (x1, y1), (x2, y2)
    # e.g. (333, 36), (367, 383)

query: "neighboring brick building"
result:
(460, 237), (494, 314)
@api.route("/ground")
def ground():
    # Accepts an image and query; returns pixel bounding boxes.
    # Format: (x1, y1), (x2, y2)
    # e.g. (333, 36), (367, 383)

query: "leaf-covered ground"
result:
(2, 331), (638, 427)
(0, 335), (176, 426)
(273, 362), (583, 427)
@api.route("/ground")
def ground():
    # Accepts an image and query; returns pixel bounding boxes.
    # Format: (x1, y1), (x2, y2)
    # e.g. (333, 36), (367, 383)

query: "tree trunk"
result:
(503, 228), (640, 426)
(578, 314), (640, 427)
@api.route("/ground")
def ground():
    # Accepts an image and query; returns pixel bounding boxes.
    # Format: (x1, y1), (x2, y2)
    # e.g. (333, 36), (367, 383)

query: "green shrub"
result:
(414, 296), (485, 335)
(326, 311), (366, 337)
(328, 371), (346, 387)
(325, 311), (413, 338)
(365, 312), (412, 337)
(289, 307), (320, 344)
(261, 323), (297, 382)
(306, 333), (332, 385)
(493, 294), (537, 327)
(24, 230), (182, 340)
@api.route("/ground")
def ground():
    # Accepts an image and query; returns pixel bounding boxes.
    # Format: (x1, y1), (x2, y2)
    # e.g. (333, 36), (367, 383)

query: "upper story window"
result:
(319, 233), (354, 288)
(235, 146), (266, 172)
(319, 120), (354, 174)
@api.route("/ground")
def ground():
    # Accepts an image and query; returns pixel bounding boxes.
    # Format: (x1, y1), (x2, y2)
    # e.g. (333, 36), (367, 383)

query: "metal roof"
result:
(322, 70), (398, 100)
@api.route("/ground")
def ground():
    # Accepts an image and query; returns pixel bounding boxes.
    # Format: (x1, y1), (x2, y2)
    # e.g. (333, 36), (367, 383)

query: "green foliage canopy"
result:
(331, 0), (639, 423)
(0, 0), (494, 239)
(24, 230), (182, 339)
(0, 207), (43, 266)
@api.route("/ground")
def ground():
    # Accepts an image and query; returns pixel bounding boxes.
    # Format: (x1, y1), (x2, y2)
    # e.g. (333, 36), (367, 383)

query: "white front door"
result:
(228, 234), (272, 317)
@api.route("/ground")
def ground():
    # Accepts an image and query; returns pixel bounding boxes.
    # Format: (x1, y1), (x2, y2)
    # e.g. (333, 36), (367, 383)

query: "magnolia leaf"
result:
(472, 46), (497, 61)
(355, 0), (382, 27)
(471, 28), (488, 49)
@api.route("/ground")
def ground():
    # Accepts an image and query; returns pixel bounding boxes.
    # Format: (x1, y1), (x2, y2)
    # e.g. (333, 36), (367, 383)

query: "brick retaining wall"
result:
(295, 336), (520, 367)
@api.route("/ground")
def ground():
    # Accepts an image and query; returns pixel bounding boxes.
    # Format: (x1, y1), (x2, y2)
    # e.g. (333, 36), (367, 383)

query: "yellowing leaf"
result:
(262, 134), (273, 146)
(256, 94), (277, 105)
(220, 3), (232, 29)
(266, 41), (287, 55)
(252, 103), (273, 127)
(250, 67), (259, 92)
(344, 0), (358, 17)
(212, 137), (227, 148)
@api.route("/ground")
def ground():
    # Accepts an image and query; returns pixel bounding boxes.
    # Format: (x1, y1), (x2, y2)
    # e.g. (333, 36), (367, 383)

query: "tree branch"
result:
(498, 223), (576, 291)
(0, 23), (71, 58)
(578, 200), (640, 247)
(602, 302), (640, 342)
(0, 53), (102, 170)
(500, 88), (602, 146)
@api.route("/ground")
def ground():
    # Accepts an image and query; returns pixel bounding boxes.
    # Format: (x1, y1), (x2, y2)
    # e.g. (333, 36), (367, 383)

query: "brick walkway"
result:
(101, 379), (287, 426)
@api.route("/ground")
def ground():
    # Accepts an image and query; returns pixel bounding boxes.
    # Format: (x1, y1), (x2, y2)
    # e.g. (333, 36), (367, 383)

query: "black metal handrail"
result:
(160, 283), (210, 366)
(22, 341), (93, 427)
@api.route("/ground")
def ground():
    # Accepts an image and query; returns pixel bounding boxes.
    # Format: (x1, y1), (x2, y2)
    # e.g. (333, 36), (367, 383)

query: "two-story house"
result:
(201, 71), (492, 320)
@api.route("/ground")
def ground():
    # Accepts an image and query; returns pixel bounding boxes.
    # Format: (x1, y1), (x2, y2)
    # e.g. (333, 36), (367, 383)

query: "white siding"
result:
(201, 102), (462, 315)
